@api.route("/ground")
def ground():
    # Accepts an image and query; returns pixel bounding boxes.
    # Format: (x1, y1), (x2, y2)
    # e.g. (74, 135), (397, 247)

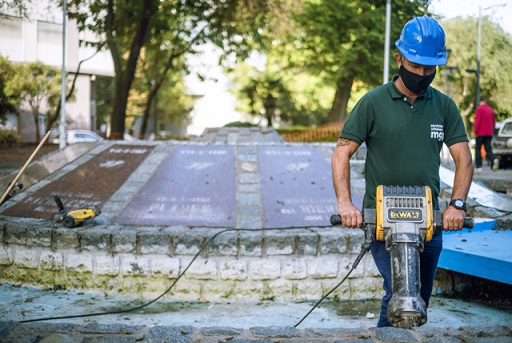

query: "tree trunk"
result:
(109, 0), (157, 140)
(139, 86), (158, 139)
(328, 74), (355, 122)
(264, 94), (276, 127)
(33, 112), (40, 143)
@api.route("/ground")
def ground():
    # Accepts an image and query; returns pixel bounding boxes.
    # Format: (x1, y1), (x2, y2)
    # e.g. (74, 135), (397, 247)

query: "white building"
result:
(0, 1), (114, 142)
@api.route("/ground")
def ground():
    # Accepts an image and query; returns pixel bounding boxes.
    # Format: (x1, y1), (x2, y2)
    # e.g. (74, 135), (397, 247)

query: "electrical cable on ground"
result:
(17, 225), (373, 327)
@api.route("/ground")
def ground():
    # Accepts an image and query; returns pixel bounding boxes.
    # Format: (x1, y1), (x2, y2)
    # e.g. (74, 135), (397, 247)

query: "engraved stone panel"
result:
(116, 145), (236, 227)
(1, 145), (154, 219)
(259, 146), (362, 228)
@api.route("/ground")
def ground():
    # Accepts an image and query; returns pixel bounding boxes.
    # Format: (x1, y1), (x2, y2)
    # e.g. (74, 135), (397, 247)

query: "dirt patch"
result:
(437, 270), (512, 312)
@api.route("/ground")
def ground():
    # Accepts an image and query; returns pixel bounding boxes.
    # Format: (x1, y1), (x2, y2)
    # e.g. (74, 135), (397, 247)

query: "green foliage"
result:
(153, 76), (195, 128)
(94, 75), (114, 131)
(0, 56), (18, 122)
(0, 0), (31, 18)
(287, 0), (424, 120)
(66, 0), (281, 138)
(224, 121), (257, 128)
(6, 62), (61, 141)
(439, 18), (512, 125)
(227, 0), (424, 125)
(0, 129), (21, 145)
(232, 64), (296, 127)
(294, 1), (423, 82)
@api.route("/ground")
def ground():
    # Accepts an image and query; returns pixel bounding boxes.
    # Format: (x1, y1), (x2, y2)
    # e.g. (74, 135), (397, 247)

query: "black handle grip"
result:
(53, 195), (65, 212)
(330, 214), (342, 226)
(463, 217), (475, 229)
(331, 213), (474, 229)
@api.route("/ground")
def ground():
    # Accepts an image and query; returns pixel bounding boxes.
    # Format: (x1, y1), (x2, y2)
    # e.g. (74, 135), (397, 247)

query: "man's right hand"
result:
(338, 203), (363, 228)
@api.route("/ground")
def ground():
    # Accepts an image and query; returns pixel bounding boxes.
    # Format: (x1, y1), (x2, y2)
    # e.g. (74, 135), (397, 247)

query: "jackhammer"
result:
(331, 185), (473, 329)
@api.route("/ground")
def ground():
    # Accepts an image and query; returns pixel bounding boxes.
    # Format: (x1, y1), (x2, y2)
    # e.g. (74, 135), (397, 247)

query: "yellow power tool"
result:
(53, 195), (101, 228)
(331, 185), (473, 328)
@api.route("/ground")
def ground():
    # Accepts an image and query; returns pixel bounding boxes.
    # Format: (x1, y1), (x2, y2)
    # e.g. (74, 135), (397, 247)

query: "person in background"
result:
(474, 100), (496, 171)
(331, 16), (473, 327)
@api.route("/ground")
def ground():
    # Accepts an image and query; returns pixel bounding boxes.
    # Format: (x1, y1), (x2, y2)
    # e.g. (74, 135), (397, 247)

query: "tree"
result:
(290, 0), (424, 121)
(234, 66), (294, 127)
(0, 56), (17, 123)
(67, 0), (277, 139)
(0, 0), (31, 18)
(232, 58), (332, 127)
(439, 17), (512, 127)
(134, 0), (208, 139)
(7, 62), (60, 142)
(68, 0), (159, 139)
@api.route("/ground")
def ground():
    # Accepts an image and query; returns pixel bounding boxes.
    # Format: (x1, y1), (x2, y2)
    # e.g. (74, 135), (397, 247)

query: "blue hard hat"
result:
(395, 16), (448, 66)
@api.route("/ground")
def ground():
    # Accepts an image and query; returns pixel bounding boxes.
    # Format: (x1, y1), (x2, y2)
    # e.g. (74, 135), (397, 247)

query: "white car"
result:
(66, 130), (104, 144)
(492, 118), (512, 169)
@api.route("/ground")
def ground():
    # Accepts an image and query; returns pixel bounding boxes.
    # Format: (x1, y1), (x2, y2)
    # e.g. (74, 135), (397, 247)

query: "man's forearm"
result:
(450, 142), (474, 200)
(331, 138), (359, 205)
(332, 149), (352, 204)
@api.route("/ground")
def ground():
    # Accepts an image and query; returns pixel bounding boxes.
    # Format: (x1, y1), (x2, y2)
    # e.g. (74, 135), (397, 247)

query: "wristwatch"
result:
(449, 198), (467, 211)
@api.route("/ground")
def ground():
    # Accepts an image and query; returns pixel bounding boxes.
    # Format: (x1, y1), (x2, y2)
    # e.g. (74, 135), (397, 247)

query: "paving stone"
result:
(230, 339), (273, 343)
(0, 320), (17, 339)
(79, 323), (143, 334)
(200, 326), (243, 336)
(370, 327), (418, 343)
(250, 326), (301, 338)
(81, 335), (138, 343)
(147, 326), (194, 343)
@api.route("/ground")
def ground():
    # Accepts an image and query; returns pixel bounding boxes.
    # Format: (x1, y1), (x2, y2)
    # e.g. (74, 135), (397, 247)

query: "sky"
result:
(186, 0), (512, 135)
(430, 0), (512, 34)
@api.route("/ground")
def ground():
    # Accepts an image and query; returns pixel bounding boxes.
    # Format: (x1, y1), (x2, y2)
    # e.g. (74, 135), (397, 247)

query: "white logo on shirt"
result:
(430, 124), (444, 141)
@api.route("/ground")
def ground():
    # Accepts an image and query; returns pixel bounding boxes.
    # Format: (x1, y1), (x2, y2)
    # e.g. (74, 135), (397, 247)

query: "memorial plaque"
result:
(1, 145), (154, 219)
(0, 142), (96, 192)
(116, 145), (236, 227)
(259, 146), (363, 228)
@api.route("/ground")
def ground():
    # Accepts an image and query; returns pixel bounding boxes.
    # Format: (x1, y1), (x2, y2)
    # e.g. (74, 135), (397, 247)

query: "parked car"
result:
(66, 130), (104, 144)
(50, 129), (104, 145)
(492, 118), (512, 169)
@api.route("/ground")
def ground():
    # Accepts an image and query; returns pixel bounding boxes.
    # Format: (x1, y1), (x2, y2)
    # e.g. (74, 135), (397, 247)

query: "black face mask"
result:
(399, 65), (436, 94)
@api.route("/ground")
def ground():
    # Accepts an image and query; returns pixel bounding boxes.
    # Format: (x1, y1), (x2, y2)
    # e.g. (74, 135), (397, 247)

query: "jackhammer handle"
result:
(330, 214), (342, 226)
(331, 213), (474, 229)
(434, 212), (474, 229)
(463, 218), (474, 229)
(330, 209), (375, 226)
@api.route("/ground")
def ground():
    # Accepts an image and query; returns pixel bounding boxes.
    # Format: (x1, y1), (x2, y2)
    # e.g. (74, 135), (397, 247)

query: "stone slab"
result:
(259, 146), (360, 228)
(0, 142), (96, 193)
(0, 145), (154, 219)
(116, 145), (236, 227)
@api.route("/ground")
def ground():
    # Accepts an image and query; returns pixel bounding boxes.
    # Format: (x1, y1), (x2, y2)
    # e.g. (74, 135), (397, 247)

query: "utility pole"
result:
(383, 0), (391, 84)
(59, 0), (68, 150)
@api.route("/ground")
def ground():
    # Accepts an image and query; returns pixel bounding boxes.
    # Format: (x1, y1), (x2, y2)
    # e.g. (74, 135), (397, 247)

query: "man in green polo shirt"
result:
(331, 16), (473, 327)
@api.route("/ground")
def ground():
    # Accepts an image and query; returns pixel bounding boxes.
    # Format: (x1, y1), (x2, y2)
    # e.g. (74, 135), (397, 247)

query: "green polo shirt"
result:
(341, 75), (468, 210)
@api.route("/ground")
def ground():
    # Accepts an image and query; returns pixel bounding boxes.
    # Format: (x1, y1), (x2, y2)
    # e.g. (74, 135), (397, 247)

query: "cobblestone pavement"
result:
(2, 321), (512, 343)
(1, 283), (512, 343)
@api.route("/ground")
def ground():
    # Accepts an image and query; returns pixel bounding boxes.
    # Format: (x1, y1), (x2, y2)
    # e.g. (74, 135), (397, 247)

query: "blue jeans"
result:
(370, 233), (443, 327)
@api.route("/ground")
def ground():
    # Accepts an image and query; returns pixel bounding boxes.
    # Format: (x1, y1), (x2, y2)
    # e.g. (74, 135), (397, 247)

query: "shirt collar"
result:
(387, 74), (432, 100)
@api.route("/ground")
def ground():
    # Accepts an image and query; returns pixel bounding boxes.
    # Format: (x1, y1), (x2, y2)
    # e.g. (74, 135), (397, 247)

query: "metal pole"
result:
(476, 6), (482, 110)
(383, 0), (391, 84)
(59, 0), (67, 150)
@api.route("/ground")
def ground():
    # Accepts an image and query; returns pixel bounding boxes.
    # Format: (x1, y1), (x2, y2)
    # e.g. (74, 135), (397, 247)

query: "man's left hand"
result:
(443, 206), (465, 231)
